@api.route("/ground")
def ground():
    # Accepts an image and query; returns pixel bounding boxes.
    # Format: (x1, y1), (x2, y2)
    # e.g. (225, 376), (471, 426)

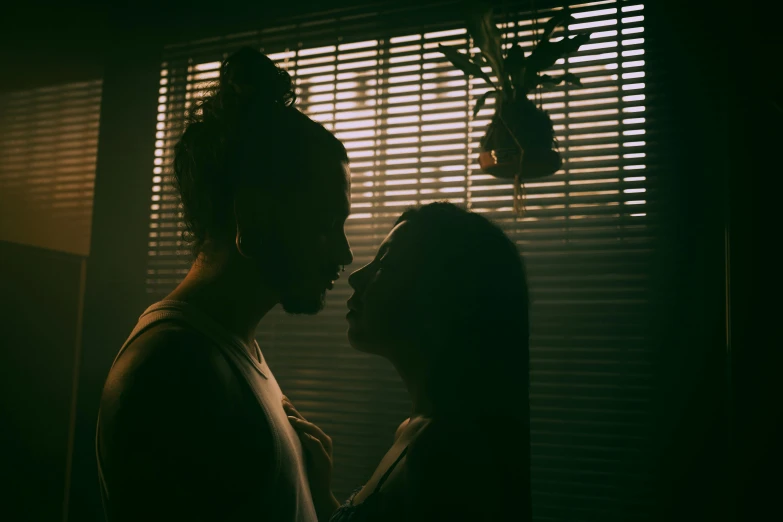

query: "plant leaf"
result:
(525, 41), (559, 77)
(526, 33), (591, 75)
(560, 33), (591, 56)
(561, 72), (582, 86)
(438, 44), (496, 89)
(504, 44), (527, 93)
(473, 89), (496, 118)
(539, 9), (574, 44)
(535, 72), (583, 88)
(466, 6), (506, 87)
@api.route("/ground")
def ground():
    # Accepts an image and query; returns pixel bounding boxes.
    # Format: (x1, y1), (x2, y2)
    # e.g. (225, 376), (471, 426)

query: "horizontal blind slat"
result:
(0, 80), (102, 256)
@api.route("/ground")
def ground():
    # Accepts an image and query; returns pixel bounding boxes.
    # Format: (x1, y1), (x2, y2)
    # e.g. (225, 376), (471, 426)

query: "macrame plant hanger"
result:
(509, 5), (526, 217)
(512, 0), (543, 217)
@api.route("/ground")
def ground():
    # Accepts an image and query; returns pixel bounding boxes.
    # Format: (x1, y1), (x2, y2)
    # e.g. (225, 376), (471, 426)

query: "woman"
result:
(284, 202), (531, 521)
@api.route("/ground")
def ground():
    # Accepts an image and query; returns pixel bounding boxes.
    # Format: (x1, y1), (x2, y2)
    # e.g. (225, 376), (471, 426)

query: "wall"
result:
(0, 5), (105, 519)
(648, 1), (779, 521)
(0, 241), (86, 521)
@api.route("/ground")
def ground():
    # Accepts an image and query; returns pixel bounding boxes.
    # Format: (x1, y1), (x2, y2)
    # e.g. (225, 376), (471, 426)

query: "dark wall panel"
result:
(65, 39), (161, 522)
(0, 241), (86, 521)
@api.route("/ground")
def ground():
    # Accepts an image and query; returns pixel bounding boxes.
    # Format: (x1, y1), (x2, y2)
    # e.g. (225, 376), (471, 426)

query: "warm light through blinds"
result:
(147, 2), (653, 520)
(0, 81), (102, 256)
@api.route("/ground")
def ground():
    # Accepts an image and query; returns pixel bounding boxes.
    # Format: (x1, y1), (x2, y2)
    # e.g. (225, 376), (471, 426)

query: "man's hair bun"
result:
(219, 47), (296, 108)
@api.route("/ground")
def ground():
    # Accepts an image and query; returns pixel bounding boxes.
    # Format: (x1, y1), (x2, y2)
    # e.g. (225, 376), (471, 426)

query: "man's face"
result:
(264, 158), (353, 314)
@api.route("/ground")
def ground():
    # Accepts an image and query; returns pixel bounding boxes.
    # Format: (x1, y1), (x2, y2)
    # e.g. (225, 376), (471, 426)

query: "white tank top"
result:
(96, 299), (317, 522)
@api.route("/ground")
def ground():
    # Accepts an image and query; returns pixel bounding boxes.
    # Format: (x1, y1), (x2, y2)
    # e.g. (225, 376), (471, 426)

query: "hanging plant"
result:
(439, 6), (591, 212)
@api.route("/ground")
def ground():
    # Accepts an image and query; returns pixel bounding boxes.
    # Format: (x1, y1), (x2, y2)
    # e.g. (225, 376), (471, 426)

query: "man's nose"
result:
(337, 232), (353, 267)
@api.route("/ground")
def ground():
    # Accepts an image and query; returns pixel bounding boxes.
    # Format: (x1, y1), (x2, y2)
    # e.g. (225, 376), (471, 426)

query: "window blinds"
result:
(0, 81), (102, 256)
(147, 1), (653, 519)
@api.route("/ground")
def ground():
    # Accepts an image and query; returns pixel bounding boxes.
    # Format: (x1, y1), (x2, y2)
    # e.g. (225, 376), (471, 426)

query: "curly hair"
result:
(172, 47), (348, 256)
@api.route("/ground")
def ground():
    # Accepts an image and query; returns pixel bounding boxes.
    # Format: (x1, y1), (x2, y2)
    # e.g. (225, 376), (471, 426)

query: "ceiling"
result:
(0, 0), (397, 91)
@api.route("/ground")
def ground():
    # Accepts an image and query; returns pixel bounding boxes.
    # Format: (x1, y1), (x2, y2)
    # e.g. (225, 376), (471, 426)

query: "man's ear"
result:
(233, 191), (252, 236)
(234, 190), (274, 256)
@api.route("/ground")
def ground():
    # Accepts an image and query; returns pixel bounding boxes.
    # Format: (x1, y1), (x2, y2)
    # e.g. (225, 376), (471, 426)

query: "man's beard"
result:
(275, 266), (328, 315)
(261, 245), (333, 315)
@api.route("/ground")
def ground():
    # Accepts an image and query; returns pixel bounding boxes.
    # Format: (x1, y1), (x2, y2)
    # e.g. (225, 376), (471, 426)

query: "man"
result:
(96, 47), (351, 522)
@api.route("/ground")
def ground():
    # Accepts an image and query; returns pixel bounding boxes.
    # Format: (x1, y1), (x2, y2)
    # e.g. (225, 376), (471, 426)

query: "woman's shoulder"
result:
(394, 418), (411, 441)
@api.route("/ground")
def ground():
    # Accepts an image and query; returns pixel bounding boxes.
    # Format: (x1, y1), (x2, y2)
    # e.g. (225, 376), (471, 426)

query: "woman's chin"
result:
(346, 328), (364, 351)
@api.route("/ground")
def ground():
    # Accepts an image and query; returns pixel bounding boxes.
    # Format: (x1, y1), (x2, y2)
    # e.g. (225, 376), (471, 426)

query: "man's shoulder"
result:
(122, 320), (220, 368)
(102, 321), (242, 415)
(97, 322), (276, 519)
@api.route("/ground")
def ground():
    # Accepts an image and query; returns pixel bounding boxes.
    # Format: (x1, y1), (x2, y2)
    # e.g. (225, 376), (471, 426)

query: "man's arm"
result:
(98, 325), (273, 522)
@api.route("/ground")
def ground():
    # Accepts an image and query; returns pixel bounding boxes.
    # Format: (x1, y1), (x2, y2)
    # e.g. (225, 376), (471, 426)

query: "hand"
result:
(283, 396), (339, 521)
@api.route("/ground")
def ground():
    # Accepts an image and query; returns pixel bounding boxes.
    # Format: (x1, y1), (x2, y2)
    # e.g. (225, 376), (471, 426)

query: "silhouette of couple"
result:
(97, 48), (531, 522)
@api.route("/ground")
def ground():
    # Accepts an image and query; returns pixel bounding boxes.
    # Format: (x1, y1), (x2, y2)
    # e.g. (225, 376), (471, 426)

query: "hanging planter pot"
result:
(439, 6), (592, 214)
(478, 97), (562, 180)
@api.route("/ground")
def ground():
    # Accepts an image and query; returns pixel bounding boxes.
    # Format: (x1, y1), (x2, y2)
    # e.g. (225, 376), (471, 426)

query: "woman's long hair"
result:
(395, 202), (531, 511)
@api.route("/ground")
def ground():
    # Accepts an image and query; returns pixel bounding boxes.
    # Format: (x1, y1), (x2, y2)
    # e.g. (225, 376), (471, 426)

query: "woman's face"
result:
(346, 221), (422, 357)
